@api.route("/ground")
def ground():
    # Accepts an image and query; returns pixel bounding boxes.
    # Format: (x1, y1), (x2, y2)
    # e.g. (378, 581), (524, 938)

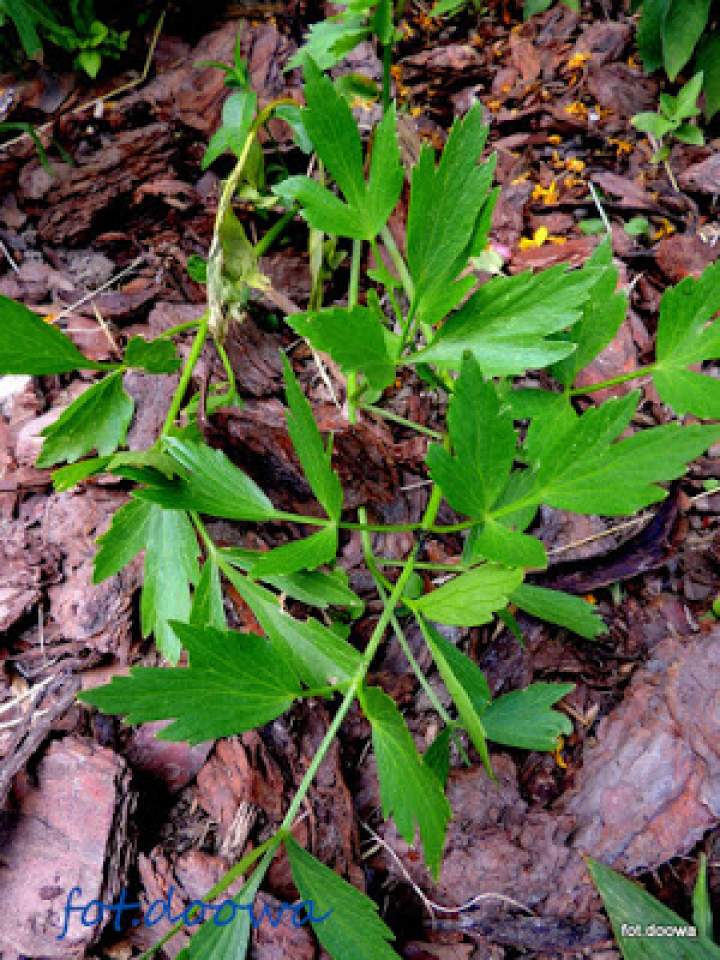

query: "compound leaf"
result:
(37, 372), (134, 467)
(79, 623), (301, 743)
(361, 685), (451, 878)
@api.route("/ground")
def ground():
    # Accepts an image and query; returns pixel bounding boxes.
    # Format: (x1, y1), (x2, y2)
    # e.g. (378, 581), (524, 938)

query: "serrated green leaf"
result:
(141, 506), (199, 663)
(191, 559), (227, 630)
(287, 302), (395, 392)
(361, 685), (451, 878)
(411, 261), (601, 374)
(420, 619), (492, 772)
(653, 260), (720, 417)
(178, 867), (264, 960)
(481, 682), (574, 751)
(551, 240), (627, 387)
(37, 372), (134, 467)
(94, 498), (153, 583)
(587, 858), (720, 959)
(501, 391), (720, 516)
(424, 727), (452, 787)
(426, 353), (516, 517)
(285, 835), (400, 960)
(203, 90), (257, 169)
(510, 583), (606, 639)
(79, 622), (301, 743)
(52, 455), (112, 491)
(124, 335), (181, 373)
(223, 565), (361, 686)
(464, 518), (548, 568)
(407, 105), (495, 325)
(288, 14), (370, 71)
(413, 565), (524, 627)
(282, 354), (343, 519)
(135, 438), (279, 522)
(274, 61), (402, 240)
(247, 525), (338, 578)
(0, 295), (96, 374)
(662, 1), (709, 80)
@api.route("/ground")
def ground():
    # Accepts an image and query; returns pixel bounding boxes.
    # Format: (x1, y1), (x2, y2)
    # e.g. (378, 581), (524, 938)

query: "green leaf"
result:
(693, 854), (713, 942)
(285, 835), (400, 960)
(191, 559), (227, 630)
(223, 548), (364, 612)
(624, 216), (651, 237)
(202, 90), (257, 169)
(411, 261), (601, 374)
(37, 372), (134, 467)
(587, 858), (720, 959)
(179, 867), (263, 960)
(275, 61), (402, 240)
(551, 240), (627, 387)
(424, 727), (452, 787)
(427, 353), (516, 518)
(79, 622), (301, 743)
(464, 518), (548, 569)
(223, 566), (361, 686)
(653, 260), (720, 417)
(124, 336), (181, 373)
(674, 71), (705, 119)
(413, 565), (524, 627)
(674, 122), (704, 145)
(510, 583), (606, 639)
(94, 499), (153, 583)
(141, 506), (200, 663)
(407, 105), (495, 325)
(481, 682), (574, 751)
(631, 111), (674, 139)
(52, 455), (112, 491)
(696, 33), (720, 121)
(282, 355), (343, 519)
(287, 303), (395, 392)
(136, 439), (279, 522)
(506, 391), (720, 515)
(0, 295), (96, 374)
(287, 15), (370, 71)
(361, 685), (451, 878)
(662, 1), (710, 80)
(637, 0), (669, 73)
(420, 620), (492, 772)
(247, 525), (338, 578)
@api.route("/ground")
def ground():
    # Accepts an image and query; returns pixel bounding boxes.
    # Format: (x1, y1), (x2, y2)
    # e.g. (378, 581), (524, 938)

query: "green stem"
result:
(254, 207), (297, 258)
(347, 239), (363, 424)
(158, 317), (202, 339)
(161, 314), (209, 436)
(361, 403), (443, 440)
(216, 339), (237, 402)
(381, 225), (414, 302)
(376, 557), (469, 573)
(569, 365), (656, 397)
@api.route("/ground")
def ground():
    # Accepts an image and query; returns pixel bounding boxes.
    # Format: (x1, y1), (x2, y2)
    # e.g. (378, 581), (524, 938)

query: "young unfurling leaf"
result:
(282, 354), (343, 519)
(360, 685), (451, 878)
(79, 623), (302, 743)
(286, 835), (400, 960)
(412, 565), (524, 627)
(274, 60), (402, 240)
(37, 372), (134, 467)
(0, 295), (98, 374)
(652, 259), (720, 418)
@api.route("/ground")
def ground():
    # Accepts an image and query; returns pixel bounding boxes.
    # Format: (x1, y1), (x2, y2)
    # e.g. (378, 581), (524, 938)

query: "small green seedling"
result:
(632, 71), (705, 163)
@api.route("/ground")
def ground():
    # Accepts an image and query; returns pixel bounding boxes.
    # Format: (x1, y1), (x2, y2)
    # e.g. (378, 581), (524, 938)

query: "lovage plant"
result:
(3, 55), (720, 960)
